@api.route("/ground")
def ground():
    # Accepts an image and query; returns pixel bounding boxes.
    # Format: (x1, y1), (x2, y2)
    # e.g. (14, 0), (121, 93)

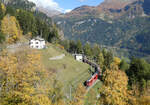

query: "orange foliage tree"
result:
(69, 84), (86, 105)
(98, 64), (133, 105)
(0, 50), (52, 105)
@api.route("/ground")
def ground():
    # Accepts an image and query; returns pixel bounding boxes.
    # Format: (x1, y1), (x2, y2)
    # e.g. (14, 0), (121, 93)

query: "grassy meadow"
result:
(40, 44), (90, 95)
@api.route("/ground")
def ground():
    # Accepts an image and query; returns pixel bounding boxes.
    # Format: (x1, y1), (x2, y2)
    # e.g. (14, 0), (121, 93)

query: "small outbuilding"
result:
(73, 54), (83, 62)
(29, 36), (46, 49)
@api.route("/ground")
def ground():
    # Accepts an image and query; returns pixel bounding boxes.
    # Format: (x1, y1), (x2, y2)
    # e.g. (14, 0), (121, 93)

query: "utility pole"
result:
(70, 85), (72, 100)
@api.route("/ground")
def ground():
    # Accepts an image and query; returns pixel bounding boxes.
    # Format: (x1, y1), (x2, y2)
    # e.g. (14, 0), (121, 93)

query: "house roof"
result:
(72, 54), (83, 56)
(31, 36), (45, 41)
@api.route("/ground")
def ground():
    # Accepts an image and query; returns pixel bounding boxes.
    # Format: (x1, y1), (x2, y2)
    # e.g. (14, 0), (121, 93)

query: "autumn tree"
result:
(69, 84), (86, 105)
(97, 52), (104, 69)
(113, 57), (121, 66)
(1, 15), (22, 43)
(0, 50), (53, 105)
(0, 3), (5, 20)
(98, 64), (131, 105)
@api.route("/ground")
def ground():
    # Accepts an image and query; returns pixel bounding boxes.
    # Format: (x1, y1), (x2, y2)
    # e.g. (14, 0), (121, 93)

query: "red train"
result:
(83, 57), (101, 87)
(85, 71), (100, 87)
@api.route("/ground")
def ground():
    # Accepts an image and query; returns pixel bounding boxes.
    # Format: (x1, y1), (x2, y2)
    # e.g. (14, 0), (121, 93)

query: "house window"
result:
(36, 42), (39, 44)
(36, 46), (39, 48)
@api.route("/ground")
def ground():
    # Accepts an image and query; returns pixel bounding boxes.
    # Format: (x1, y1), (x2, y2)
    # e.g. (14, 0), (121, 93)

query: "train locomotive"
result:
(85, 70), (100, 87)
(83, 57), (101, 87)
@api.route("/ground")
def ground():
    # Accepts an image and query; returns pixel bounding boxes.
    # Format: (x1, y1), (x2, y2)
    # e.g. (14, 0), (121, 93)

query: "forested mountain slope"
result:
(53, 0), (150, 58)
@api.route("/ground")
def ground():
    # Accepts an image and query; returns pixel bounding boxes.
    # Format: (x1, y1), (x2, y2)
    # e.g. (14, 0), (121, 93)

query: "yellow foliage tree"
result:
(113, 57), (121, 66)
(0, 50), (52, 105)
(32, 94), (52, 105)
(69, 84), (86, 105)
(1, 15), (22, 44)
(135, 96), (150, 105)
(1, 3), (6, 13)
(98, 64), (132, 105)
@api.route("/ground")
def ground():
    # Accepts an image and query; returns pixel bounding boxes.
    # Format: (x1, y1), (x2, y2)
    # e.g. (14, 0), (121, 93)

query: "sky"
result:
(28, 0), (104, 13)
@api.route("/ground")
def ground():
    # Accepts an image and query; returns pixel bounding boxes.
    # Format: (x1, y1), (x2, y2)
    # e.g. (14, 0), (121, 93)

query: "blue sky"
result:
(28, 0), (104, 13)
(55, 0), (104, 11)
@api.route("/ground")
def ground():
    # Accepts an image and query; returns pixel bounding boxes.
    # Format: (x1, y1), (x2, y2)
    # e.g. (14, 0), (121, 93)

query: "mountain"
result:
(56, 0), (136, 20)
(97, 0), (135, 9)
(0, 0), (36, 10)
(53, 0), (150, 58)
(1, 0), (61, 17)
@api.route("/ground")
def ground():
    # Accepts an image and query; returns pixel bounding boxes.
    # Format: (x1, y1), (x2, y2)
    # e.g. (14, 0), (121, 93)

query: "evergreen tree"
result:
(59, 40), (70, 52)
(6, 6), (16, 16)
(48, 24), (60, 43)
(36, 18), (50, 40)
(83, 42), (92, 58)
(0, 32), (5, 43)
(104, 51), (113, 69)
(119, 59), (129, 71)
(92, 44), (100, 61)
(127, 58), (150, 88)
(16, 10), (37, 35)
(76, 40), (82, 54)
(69, 40), (77, 53)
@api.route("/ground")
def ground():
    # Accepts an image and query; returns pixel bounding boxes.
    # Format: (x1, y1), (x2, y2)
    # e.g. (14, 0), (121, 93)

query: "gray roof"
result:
(33, 36), (45, 41)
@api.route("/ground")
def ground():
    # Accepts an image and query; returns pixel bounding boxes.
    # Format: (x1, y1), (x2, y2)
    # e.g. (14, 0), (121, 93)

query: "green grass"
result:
(40, 44), (90, 94)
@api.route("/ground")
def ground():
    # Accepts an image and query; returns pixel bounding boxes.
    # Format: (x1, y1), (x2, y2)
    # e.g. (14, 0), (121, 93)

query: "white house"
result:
(73, 54), (83, 62)
(29, 36), (46, 49)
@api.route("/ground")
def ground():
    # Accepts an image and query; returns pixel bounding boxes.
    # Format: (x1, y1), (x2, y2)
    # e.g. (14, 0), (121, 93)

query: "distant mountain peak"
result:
(98, 0), (136, 9)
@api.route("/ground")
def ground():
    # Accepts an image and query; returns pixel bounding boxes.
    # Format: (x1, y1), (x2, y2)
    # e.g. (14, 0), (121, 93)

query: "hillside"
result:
(40, 44), (90, 95)
(0, 0), (90, 97)
(53, 0), (150, 58)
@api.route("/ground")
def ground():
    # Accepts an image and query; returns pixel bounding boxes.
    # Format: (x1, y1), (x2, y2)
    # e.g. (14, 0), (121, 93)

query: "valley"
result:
(53, 0), (150, 59)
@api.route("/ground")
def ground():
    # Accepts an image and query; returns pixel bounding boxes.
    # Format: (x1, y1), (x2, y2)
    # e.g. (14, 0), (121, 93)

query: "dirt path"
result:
(49, 54), (65, 60)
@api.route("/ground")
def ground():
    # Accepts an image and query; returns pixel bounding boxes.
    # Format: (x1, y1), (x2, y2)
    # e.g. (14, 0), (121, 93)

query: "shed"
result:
(73, 54), (83, 62)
